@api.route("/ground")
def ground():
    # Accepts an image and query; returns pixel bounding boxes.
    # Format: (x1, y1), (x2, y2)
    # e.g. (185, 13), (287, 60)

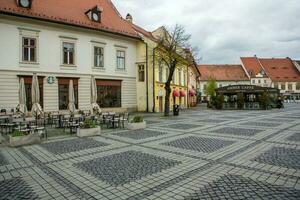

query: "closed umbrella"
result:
(68, 80), (76, 114)
(17, 78), (27, 116)
(31, 73), (43, 118)
(91, 76), (101, 114)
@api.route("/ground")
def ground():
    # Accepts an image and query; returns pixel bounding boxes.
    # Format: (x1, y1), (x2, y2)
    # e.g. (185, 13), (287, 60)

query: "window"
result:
(273, 82), (278, 89)
(138, 65), (145, 82)
(281, 83), (286, 90)
(116, 50), (125, 69)
(20, 76), (43, 110)
(96, 80), (121, 108)
(219, 84), (222, 88)
(252, 80), (255, 84)
(288, 84), (293, 90)
(22, 37), (36, 62)
(203, 84), (207, 90)
(165, 67), (169, 83)
(94, 46), (104, 68)
(296, 83), (300, 90)
(258, 79), (261, 84)
(264, 80), (267, 84)
(63, 42), (75, 65)
(58, 79), (78, 110)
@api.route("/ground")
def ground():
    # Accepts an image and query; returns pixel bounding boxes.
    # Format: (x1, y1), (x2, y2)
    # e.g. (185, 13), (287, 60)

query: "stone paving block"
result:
(112, 129), (168, 140)
(40, 138), (109, 154)
(74, 150), (181, 186)
(164, 123), (202, 130)
(211, 127), (263, 136)
(0, 152), (7, 166)
(241, 121), (281, 127)
(183, 175), (300, 200)
(253, 147), (300, 170)
(0, 177), (39, 200)
(162, 136), (235, 153)
(286, 133), (300, 142)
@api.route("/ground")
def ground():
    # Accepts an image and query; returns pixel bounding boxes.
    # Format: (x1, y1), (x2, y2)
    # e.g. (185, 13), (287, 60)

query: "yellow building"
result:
(127, 16), (190, 112)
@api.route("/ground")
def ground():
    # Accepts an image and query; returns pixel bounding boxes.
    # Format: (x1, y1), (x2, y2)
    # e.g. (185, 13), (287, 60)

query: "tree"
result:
(237, 93), (245, 109)
(204, 77), (217, 98)
(154, 25), (196, 116)
(260, 92), (270, 110)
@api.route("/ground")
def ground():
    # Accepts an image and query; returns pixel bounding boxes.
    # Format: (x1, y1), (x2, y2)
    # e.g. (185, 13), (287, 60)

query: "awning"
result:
(180, 90), (186, 97)
(189, 89), (195, 96)
(173, 90), (180, 97)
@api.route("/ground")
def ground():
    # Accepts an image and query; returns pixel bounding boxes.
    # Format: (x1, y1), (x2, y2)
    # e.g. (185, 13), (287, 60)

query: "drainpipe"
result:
(152, 47), (156, 112)
(145, 43), (149, 112)
(187, 65), (190, 108)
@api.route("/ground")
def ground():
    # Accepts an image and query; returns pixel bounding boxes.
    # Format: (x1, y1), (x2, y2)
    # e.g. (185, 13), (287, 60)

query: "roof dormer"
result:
(86, 6), (103, 23)
(17, 0), (32, 9)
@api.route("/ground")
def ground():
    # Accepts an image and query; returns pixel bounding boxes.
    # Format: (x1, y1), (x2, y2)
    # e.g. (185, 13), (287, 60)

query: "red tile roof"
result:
(198, 65), (249, 81)
(240, 57), (265, 78)
(259, 58), (300, 82)
(131, 23), (158, 42)
(0, 0), (140, 39)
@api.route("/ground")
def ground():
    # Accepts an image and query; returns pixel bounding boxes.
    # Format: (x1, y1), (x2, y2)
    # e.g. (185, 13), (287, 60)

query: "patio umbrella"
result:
(91, 76), (101, 114)
(31, 73), (43, 118)
(17, 78), (27, 116)
(68, 80), (76, 114)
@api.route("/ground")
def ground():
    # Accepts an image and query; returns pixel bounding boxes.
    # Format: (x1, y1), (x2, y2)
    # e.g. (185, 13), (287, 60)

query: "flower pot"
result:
(77, 126), (101, 138)
(9, 133), (41, 147)
(127, 121), (146, 130)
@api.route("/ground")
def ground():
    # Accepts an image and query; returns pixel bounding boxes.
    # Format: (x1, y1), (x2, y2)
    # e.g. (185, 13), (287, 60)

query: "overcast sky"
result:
(112, 0), (300, 64)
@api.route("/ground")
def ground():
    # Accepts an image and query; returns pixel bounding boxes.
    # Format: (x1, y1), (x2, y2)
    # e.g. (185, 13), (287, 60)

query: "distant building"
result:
(198, 65), (250, 101)
(241, 57), (300, 100)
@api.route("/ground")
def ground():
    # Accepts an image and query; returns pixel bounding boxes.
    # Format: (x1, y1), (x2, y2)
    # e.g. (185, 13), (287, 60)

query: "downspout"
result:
(145, 43), (149, 112)
(187, 65), (190, 108)
(152, 47), (156, 112)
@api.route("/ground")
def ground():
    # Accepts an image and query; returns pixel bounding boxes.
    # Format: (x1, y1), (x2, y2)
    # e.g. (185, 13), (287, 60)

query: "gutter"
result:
(145, 43), (149, 112)
(152, 47), (157, 112)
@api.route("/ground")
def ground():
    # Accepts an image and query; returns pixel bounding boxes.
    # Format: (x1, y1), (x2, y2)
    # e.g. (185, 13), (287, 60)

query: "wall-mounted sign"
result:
(47, 76), (55, 84)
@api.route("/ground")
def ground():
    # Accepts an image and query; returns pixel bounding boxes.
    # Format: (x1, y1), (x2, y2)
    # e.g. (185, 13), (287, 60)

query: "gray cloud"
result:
(112, 0), (300, 63)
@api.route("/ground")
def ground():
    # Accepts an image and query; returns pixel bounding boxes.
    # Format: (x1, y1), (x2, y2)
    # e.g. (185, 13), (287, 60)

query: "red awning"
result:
(173, 90), (180, 97)
(189, 89), (195, 96)
(180, 90), (186, 97)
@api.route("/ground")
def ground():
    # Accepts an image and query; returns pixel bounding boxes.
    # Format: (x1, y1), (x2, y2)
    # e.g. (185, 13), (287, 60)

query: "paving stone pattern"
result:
(74, 150), (181, 186)
(0, 152), (7, 166)
(184, 175), (300, 200)
(112, 130), (167, 140)
(0, 178), (39, 200)
(165, 123), (202, 130)
(40, 138), (109, 154)
(162, 136), (235, 153)
(212, 127), (263, 136)
(286, 133), (300, 142)
(197, 119), (227, 123)
(241, 121), (281, 127)
(253, 147), (300, 170)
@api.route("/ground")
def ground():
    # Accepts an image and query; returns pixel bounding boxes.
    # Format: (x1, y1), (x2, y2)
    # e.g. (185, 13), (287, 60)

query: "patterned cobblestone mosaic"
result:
(253, 147), (300, 170)
(241, 121), (281, 127)
(184, 175), (300, 200)
(0, 178), (39, 200)
(74, 150), (181, 186)
(0, 152), (7, 166)
(286, 133), (300, 142)
(165, 123), (202, 130)
(112, 129), (167, 140)
(40, 138), (109, 154)
(196, 119), (227, 123)
(211, 127), (263, 136)
(162, 136), (235, 153)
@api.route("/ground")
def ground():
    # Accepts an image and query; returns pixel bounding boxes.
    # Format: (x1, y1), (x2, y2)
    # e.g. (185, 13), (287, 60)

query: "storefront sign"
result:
(47, 76), (55, 84)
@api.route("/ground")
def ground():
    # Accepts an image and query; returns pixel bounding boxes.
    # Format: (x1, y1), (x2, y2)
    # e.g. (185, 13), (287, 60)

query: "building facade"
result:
(241, 57), (300, 100)
(0, 0), (140, 113)
(198, 65), (250, 101)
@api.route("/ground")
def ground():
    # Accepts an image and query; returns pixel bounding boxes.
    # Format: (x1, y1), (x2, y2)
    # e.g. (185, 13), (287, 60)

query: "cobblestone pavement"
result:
(1, 104), (300, 199)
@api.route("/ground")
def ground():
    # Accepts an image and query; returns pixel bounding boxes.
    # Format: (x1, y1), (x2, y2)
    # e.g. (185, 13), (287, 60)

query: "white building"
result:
(198, 65), (250, 101)
(0, 0), (141, 112)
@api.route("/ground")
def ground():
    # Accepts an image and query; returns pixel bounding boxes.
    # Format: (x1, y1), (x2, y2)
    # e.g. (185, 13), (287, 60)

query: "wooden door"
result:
(159, 97), (163, 112)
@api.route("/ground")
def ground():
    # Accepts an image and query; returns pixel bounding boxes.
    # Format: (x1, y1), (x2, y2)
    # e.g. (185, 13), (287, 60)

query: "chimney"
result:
(126, 13), (133, 23)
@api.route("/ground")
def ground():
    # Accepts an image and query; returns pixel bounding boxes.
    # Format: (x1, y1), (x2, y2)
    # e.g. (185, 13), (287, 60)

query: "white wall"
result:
(0, 16), (138, 111)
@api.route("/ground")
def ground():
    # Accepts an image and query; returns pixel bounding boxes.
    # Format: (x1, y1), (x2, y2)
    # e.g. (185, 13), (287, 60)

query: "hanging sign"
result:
(47, 76), (55, 84)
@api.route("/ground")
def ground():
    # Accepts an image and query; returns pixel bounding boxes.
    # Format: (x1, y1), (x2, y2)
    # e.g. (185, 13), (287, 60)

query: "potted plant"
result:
(8, 130), (41, 147)
(77, 119), (101, 138)
(127, 116), (146, 130)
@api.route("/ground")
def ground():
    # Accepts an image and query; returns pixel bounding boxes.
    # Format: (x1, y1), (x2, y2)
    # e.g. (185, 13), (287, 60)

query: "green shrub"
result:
(11, 130), (24, 137)
(260, 92), (270, 110)
(237, 93), (245, 109)
(131, 116), (144, 123)
(214, 94), (224, 110)
(81, 119), (97, 129)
